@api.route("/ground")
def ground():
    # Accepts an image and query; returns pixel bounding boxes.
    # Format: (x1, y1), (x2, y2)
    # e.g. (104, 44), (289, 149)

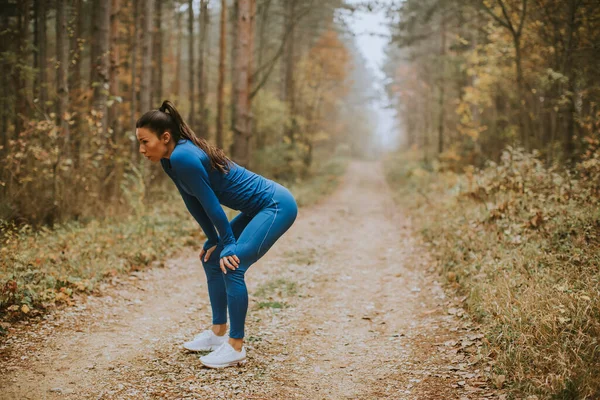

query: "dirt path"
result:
(0, 161), (501, 399)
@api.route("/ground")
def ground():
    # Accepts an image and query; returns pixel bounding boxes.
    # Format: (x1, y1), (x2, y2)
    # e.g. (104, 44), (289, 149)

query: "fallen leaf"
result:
(494, 374), (506, 389)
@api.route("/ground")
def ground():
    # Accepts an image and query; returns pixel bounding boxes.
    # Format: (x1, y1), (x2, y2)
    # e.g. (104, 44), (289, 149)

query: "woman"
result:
(135, 100), (298, 368)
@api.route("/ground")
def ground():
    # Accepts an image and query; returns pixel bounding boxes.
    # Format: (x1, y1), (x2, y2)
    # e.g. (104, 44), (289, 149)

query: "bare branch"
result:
(250, 0), (313, 99)
(497, 0), (517, 35)
(473, 0), (511, 30)
(516, 0), (528, 37)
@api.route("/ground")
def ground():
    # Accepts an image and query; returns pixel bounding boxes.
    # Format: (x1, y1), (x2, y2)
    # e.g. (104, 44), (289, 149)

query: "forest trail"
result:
(0, 161), (498, 399)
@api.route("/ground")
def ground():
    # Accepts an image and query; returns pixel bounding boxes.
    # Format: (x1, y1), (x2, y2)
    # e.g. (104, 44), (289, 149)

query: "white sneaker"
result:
(200, 342), (247, 368)
(183, 330), (229, 352)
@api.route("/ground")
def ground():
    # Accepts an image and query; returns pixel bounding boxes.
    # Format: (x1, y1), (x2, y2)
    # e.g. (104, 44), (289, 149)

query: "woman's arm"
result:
(173, 181), (220, 250)
(170, 151), (237, 257)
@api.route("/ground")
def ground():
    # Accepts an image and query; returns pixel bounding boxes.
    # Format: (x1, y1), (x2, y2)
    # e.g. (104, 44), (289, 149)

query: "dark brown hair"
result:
(136, 100), (231, 173)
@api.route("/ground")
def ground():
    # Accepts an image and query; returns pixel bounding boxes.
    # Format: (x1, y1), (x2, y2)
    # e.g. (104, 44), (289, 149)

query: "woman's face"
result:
(136, 127), (171, 162)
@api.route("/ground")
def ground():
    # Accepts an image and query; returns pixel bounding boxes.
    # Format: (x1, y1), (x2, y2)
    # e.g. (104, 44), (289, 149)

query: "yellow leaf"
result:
(21, 304), (30, 314)
(55, 292), (70, 302)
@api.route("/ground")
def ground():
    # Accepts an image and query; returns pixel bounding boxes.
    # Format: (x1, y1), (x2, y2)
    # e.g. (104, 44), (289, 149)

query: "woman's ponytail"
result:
(138, 100), (232, 174)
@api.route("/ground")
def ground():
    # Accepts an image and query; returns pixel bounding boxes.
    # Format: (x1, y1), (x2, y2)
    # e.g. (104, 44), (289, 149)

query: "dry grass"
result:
(384, 148), (600, 399)
(0, 195), (208, 323)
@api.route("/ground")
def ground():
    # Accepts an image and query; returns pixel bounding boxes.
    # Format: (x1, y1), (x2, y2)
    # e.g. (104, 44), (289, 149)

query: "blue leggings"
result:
(201, 182), (298, 339)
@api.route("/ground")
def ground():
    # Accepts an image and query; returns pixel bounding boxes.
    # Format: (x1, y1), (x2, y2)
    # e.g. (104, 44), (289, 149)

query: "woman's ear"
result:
(162, 131), (171, 143)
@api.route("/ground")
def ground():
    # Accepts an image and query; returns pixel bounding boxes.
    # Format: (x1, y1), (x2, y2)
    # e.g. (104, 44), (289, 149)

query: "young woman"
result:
(135, 100), (298, 368)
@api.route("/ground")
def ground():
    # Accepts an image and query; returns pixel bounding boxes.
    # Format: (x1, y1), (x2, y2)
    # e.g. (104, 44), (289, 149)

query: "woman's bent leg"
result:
(201, 212), (253, 326)
(201, 254), (227, 325)
(224, 184), (298, 339)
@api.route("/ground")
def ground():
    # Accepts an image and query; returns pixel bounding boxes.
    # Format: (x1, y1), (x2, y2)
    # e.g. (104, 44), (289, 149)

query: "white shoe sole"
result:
(200, 358), (247, 368)
(182, 343), (224, 352)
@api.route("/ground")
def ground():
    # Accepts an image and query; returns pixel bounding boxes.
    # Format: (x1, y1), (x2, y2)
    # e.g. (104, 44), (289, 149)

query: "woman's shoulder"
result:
(170, 140), (210, 169)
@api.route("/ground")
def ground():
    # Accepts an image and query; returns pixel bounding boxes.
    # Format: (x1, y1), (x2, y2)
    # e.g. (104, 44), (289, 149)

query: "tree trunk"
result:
(69, 0), (83, 95)
(437, 14), (446, 155)
(198, 0), (209, 138)
(140, 0), (153, 113)
(204, 2), (212, 141)
(562, 0), (579, 164)
(248, 0), (256, 159)
(256, 0), (272, 85)
(152, 0), (163, 106)
(284, 0), (296, 144)
(253, 0), (271, 148)
(36, 0), (48, 112)
(69, 0), (84, 168)
(108, 0), (120, 140)
(176, 8), (183, 103)
(56, 0), (69, 147)
(1, 13), (9, 153)
(514, 36), (527, 150)
(16, 0), (31, 137)
(216, 0), (227, 149)
(423, 87), (431, 163)
(188, 0), (195, 126)
(91, 0), (111, 133)
(130, 0), (139, 156)
(231, 0), (255, 167)
(230, 0), (239, 154)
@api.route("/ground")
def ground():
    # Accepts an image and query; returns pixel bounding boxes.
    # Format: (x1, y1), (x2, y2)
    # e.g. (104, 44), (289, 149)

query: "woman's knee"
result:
(202, 257), (222, 278)
(223, 268), (246, 291)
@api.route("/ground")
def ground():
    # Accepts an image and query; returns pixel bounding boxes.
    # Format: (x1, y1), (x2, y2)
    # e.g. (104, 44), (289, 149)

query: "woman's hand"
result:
(199, 245), (217, 262)
(220, 255), (240, 274)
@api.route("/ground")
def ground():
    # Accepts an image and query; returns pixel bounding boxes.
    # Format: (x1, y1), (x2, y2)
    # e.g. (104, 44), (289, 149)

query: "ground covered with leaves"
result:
(384, 147), (600, 399)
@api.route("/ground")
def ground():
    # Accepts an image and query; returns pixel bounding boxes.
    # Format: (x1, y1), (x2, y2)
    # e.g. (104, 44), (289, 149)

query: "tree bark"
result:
(140, 0), (154, 113)
(152, 0), (163, 106)
(256, 0), (272, 88)
(216, 0), (227, 149)
(36, 0), (48, 112)
(91, 0), (111, 133)
(198, 0), (209, 138)
(204, 1), (212, 141)
(231, 0), (255, 167)
(230, 0), (239, 154)
(69, 0), (85, 168)
(284, 0), (296, 144)
(188, 0), (195, 126)
(437, 14), (446, 155)
(130, 0), (140, 156)
(176, 7), (183, 103)
(15, 0), (31, 137)
(69, 0), (83, 95)
(562, 0), (580, 163)
(514, 36), (527, 149)
(108, 0), (120, 140)
(1, 13), (9, 152)
(56, 0), (70, 147)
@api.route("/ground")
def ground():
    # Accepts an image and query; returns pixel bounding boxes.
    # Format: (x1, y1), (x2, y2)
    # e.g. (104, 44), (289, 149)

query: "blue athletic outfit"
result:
(161, 138), (298, 338)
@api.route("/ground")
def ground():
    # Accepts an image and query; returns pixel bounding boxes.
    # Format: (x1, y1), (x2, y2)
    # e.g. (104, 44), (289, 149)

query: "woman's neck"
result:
(164, 139), (177, 159)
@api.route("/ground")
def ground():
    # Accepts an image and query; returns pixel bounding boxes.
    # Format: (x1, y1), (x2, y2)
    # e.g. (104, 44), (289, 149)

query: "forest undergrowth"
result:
(384, 145), (600, 399)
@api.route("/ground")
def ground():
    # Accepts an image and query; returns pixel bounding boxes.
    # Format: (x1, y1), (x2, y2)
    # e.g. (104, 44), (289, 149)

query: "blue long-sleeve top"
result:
(160, 138), (276, 258)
